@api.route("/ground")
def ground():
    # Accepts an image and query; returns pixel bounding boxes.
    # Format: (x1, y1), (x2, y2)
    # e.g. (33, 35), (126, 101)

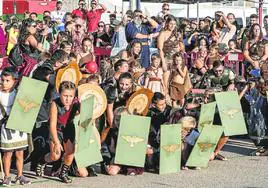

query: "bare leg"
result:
(63, 140), (74, 166)
(163, 71), (170, 92)
(210, 136), (229, 160)
(15, 150), (24, 177)
(3, 152), (12, 177)
(215, 136), (229, 155)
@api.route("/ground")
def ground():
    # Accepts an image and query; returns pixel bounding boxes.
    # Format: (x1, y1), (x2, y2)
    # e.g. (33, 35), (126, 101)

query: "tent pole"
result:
(187, 3), (189, 19)
(259, 0), (264, 27)
(197, 0), (199, 22)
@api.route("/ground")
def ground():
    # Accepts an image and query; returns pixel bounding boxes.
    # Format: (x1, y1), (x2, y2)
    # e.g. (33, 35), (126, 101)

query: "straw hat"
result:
(78, 83), (107, 119)
(56, 61), (82, 91)
(126, 88), (154, 116)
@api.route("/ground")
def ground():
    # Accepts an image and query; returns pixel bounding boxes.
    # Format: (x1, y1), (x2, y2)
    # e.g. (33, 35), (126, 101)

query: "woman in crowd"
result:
(18, 18), (44, 59)
(78, 37), (96, 68)
(189, 47), (208, 88)
(158, 15), (185, 90)
(243, 23), (268, 77)
(93, 21), (111, 47)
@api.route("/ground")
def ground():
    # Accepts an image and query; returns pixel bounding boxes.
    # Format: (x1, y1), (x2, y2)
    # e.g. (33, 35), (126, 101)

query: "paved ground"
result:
(2, 139), (268, 188)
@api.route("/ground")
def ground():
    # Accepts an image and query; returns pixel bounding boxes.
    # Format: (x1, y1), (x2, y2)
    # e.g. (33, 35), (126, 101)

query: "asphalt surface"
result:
(2, 138), (268, 188)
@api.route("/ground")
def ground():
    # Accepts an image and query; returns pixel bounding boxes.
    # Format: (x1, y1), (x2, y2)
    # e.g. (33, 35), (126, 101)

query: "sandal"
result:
(214, 153), (228, 161)
(255, 149), (268, 156)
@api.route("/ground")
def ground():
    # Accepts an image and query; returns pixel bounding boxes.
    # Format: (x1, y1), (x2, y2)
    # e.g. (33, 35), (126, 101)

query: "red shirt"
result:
(86, 9), (104, 33)
(72, 8), (87, 20)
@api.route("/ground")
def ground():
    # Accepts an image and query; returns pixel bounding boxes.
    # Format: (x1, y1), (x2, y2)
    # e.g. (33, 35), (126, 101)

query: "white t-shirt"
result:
(219, 24), (236, 45)
(51, 10), (66, 24)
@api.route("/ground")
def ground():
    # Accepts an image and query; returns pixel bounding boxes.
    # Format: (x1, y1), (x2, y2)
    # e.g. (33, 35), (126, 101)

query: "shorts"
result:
(51, 123), (75, 144)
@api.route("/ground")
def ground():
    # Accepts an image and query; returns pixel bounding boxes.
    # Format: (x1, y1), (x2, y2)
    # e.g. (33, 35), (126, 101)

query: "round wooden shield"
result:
(78, 84), (107, 120)
(56, 61), (82, 91)
(126, 88), (154, 116)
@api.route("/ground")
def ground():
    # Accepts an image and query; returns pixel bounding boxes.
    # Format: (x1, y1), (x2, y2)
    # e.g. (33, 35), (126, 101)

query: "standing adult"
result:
(51, 1), (66, 26)
(72, 0), (88, 21)
(125, 10), (159, 68)
(157, 15), (184, 90)
(237, 14), (258, 51)
(157, 3), (170, 19)
(86, 0), (107, 33)
(212, 11), (236, 46)
(110, 14), (131, 57)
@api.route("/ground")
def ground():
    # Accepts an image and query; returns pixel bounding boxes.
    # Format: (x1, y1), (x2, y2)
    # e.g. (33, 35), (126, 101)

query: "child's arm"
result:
(178, 66), (187, 78)
(144, 73), (150, 88)
(49, 101), (63, 154)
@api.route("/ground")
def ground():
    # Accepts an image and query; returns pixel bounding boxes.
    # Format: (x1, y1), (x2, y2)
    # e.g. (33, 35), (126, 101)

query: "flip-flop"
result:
(214, 153), (228, 161)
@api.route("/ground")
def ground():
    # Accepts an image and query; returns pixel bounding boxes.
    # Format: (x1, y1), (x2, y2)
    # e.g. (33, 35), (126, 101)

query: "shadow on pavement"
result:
(222, 139), (257, 156)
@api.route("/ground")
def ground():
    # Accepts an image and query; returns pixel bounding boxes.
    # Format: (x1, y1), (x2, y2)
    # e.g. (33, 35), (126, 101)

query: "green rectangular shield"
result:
(115, 115), (151, 167)
(215, 91), (247, 136)
(160, 124), (181, 175)
(6, 77), (48, 133)
(74, 116), (102, 168)
(186, 124), (223, 167)
(198, 102), (216, 132)
(80, 96), (94, 127)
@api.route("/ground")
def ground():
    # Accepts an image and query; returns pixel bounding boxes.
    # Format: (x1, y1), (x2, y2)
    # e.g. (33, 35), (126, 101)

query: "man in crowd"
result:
(125, 10), (159, 68)
(237, 14), (258, 50)
(202, 60), (236, 91)
(86, 0), (107, 33)
(157, 3), (170, 19)
(213, 11), (236, 45)
(51, 1), (66, 25)
(72, 0), (88, 20)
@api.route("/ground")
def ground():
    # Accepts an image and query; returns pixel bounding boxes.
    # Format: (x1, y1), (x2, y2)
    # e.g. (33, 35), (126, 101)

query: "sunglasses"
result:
(163, 8), (169, 11)
(98, 25), (104, 27)
(214, 69), (223, 73)
(135, 15), (143, 19)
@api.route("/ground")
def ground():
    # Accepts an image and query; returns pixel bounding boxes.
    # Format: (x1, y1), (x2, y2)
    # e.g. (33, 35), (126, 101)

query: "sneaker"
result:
(36, 163), (46, 177)
(2, 177), (11, 187)
(14, 176), (31, 185)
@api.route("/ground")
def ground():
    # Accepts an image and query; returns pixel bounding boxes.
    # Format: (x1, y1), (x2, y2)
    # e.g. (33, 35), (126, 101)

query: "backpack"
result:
(8, 44), (23, 67)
